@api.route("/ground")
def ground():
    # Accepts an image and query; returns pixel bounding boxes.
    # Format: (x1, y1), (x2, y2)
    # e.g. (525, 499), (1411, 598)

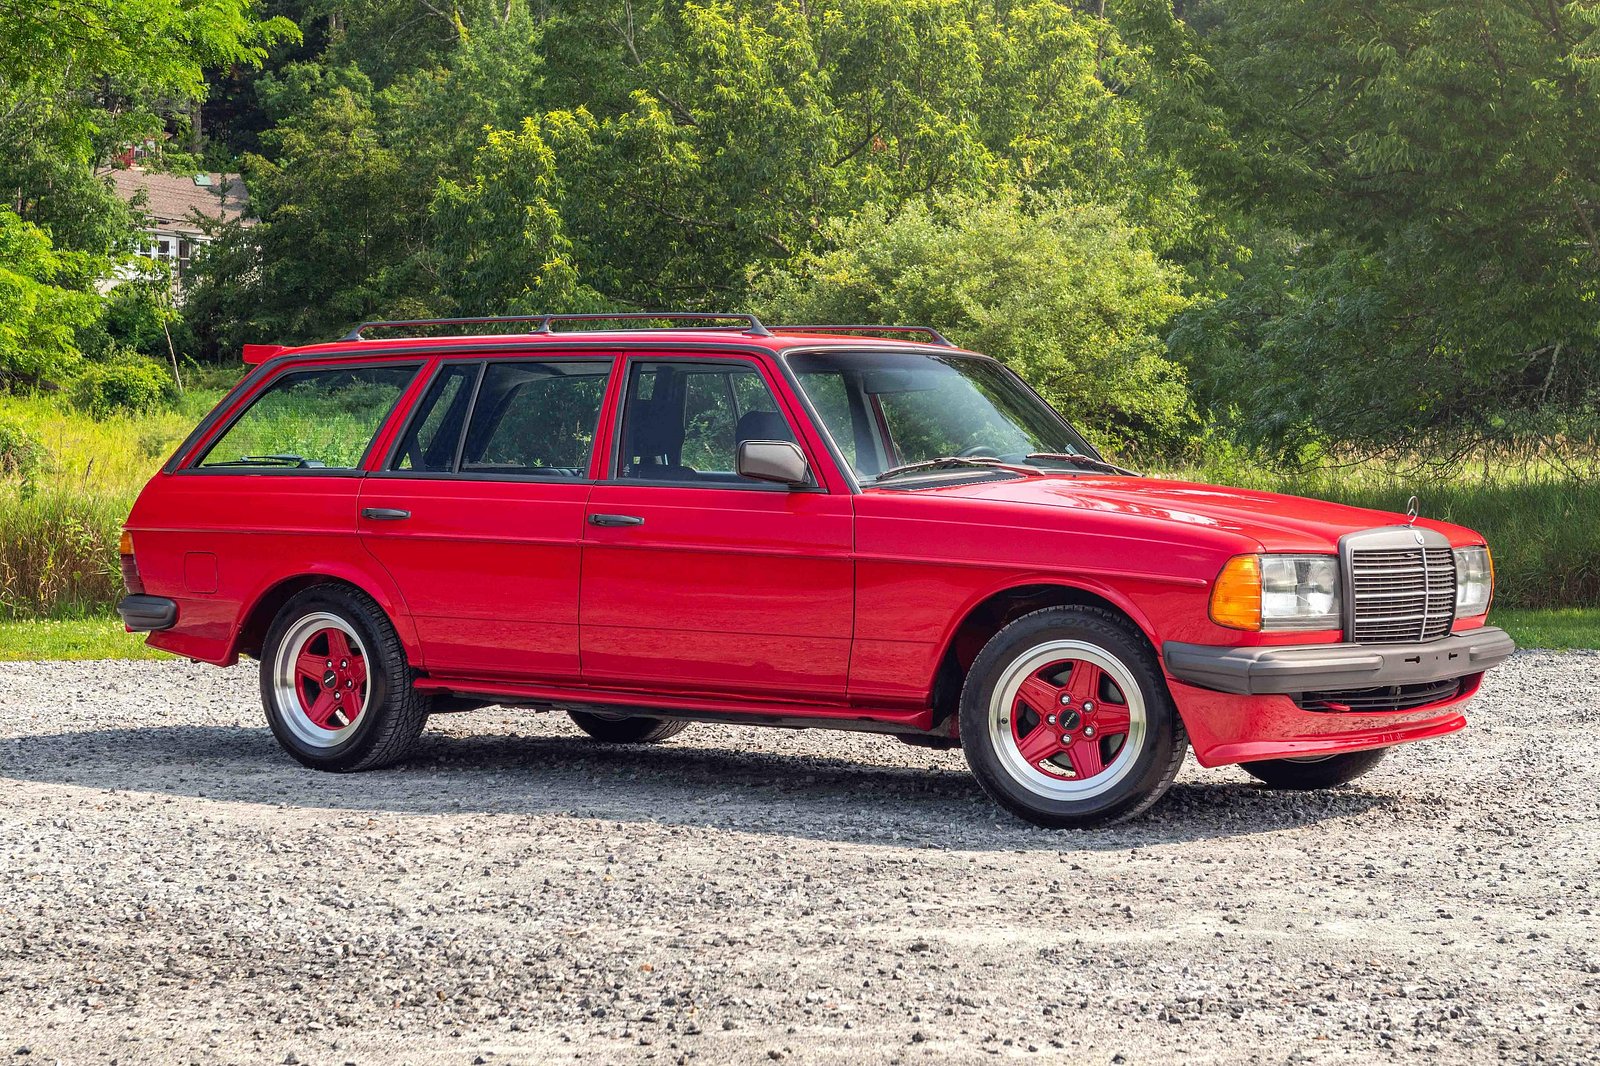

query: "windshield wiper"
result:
(873, 456), (1042, 483)
(1025, 452), (1141, 477)
(205, 454), (325, 468)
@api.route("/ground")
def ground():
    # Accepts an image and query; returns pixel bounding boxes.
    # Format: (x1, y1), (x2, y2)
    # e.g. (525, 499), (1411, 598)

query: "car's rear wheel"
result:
(261, 586), (429, 771)
(568, 710), (690, 744)
(1241, 748), (1388, 790)
(960, 606), (1187, 828)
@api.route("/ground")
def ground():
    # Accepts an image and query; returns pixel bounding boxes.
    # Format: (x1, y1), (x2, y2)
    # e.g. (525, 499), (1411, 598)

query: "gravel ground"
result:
(1, 651), (1597, 1066)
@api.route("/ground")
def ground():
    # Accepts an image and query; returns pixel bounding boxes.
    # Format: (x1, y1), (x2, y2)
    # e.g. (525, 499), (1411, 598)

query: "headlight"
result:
(1210, 554), (1342, 631)
(1454, 545), (1493, 617)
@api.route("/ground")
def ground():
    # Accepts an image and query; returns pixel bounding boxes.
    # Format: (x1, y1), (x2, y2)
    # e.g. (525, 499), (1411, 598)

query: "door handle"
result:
(589, 513), (645, 527)
(361, 507), (412, 521)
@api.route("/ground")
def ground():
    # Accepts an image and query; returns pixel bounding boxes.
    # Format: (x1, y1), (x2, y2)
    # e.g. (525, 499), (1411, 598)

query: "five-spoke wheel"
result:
(261, 586), (430, 771)
(962, 606), (1186, 827)
(272, 615), (371, 748)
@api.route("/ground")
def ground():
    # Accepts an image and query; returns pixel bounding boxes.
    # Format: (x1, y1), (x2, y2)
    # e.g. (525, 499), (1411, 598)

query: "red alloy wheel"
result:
(987, 639), (1148, 800)
(272, 612), (372, 748)
(1010, 657), (1133, 780)
(293, 627), (369, 729)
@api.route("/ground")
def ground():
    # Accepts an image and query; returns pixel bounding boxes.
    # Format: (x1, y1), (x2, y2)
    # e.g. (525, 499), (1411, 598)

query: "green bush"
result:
(69, 356), (175, 418)
(0, 418), (44, 480)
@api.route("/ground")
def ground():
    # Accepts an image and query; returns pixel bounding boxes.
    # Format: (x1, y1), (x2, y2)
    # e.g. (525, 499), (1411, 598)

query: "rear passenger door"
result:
(579, 356), (854, 701)
(358, 356), (614, 682)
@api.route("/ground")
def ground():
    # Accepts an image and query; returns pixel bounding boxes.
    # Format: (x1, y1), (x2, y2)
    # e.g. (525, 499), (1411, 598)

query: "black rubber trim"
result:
(117, 595), (178, 632)
(1162, 626), (1516, 696)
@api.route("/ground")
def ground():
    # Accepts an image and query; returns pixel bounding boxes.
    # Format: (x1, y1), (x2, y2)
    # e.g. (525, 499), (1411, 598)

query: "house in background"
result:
(101, 167), (251, 284)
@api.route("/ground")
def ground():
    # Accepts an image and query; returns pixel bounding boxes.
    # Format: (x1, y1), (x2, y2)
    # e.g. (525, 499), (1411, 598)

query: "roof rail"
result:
(340, 312), (772, 342)
(773, 324), (955, 347)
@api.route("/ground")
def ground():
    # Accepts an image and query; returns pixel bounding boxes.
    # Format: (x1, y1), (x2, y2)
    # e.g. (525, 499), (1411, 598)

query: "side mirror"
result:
(737, 440), (810, 487)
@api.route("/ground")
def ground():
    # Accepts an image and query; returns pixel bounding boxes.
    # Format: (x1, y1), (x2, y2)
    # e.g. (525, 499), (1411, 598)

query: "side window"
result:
(198, 364), (417, 470)
(617, 360), (796, 485)
(456, 360), (610, 477)
(391, 363), (480, 472)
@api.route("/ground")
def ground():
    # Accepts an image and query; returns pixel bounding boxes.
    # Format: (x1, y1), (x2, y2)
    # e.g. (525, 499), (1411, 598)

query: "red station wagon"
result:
(117, 313), (1515, 827)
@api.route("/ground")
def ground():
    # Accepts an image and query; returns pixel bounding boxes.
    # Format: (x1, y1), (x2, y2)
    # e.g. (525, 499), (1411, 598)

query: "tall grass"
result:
(0, 389), (224, 621)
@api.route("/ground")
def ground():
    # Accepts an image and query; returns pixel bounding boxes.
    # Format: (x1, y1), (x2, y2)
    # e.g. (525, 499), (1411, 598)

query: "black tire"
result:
(259, 585), (430, 772)
(568, 710), (690, 744)
(1241, 748), (1388, 790)
(959, 606), (1187, 829)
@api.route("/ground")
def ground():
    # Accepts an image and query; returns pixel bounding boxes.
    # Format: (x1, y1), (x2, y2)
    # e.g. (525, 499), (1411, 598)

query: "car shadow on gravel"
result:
(0, 724), (1396, 849)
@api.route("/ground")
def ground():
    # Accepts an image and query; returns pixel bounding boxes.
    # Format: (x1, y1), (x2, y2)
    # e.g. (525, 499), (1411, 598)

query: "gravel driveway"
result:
(1, 652), (1596, 1065)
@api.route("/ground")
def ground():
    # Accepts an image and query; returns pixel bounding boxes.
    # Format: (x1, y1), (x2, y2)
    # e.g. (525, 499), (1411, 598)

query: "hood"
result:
(880, 474), (1480, 553)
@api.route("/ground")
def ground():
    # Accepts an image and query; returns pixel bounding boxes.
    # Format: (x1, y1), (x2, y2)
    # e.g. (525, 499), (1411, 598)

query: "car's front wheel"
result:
(261, 586), (429, 771)
(1241, 748), (1388, 790)
(960, 606), (1187, 828)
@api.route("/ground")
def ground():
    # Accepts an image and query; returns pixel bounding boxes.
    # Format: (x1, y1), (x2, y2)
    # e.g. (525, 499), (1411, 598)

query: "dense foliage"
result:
(1, 0), (1598, 466)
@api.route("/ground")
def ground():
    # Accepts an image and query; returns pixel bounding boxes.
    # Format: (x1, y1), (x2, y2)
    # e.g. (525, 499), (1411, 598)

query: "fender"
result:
(930, 570), (1167, 677)
(228, 561), (425, 669)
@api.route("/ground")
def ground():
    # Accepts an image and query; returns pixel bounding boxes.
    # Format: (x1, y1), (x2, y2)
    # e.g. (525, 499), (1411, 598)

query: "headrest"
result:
(627, 398), (683, 459)
(735, 409), (793, 444)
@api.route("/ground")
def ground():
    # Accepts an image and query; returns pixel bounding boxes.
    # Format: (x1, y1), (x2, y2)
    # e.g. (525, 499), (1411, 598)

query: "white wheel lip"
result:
(271, 611), (370, 750)
(986, 639), (1148, 801)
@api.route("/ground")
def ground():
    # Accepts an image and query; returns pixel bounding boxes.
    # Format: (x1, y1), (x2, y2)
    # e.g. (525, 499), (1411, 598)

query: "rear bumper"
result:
(117, 594), (177, 632)
(1162, 626), (1514, 696)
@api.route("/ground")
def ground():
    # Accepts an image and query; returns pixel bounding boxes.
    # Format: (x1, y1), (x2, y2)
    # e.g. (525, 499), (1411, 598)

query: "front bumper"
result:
(117, 594), (178, 632)
(1162, 626), (1515, 697)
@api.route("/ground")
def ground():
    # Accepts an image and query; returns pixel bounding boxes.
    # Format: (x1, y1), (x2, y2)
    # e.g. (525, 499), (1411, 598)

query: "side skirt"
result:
(411, 675), (939, 736)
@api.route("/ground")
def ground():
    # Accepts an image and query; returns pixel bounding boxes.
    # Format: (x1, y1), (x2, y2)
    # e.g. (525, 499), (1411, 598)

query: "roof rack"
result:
(773, 324), (955, 347)
(340, 312), (772, 342)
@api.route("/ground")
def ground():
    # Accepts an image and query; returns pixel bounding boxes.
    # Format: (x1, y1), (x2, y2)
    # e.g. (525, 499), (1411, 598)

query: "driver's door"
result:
(578, 355), (855, 701)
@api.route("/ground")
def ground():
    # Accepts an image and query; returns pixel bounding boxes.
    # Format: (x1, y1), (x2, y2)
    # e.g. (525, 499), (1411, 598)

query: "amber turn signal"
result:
(1210, 554), (1263, 631)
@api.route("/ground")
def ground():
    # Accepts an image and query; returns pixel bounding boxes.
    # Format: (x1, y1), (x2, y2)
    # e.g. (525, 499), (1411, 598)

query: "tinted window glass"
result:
(392, 363), (479, 472)
(618, 361), (794, 484)
(457, 361), (609, 477)
(199, 365), (416, 470)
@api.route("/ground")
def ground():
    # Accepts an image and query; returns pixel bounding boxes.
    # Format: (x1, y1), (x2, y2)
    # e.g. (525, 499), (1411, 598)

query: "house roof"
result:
(102, 167), (251, 235)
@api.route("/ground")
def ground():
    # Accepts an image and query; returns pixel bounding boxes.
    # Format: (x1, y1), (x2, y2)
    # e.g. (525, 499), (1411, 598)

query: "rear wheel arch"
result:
(234, 572), (419, 664)
(930, 581), (1163, 734)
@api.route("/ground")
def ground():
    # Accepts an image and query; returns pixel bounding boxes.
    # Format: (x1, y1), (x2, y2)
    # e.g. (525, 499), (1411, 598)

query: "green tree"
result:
(0, 0), (298, 252)
(754, 190), (1193, 450)
(429, 120), (601, 314)
(0, 211), (98, 386)
(1166, 0), (1600, 457)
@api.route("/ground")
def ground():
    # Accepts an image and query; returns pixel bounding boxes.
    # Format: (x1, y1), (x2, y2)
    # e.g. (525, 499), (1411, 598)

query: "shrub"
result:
(69, 356), (175, 418)
(0, 419), (44, 480)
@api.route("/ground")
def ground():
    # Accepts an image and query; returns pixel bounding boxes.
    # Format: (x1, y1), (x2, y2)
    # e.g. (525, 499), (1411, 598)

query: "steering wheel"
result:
(958, 444), (999, 458)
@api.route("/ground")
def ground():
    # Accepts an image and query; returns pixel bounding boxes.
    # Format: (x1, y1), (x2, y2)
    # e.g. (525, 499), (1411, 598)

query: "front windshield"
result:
(787, 350), (1098, 481)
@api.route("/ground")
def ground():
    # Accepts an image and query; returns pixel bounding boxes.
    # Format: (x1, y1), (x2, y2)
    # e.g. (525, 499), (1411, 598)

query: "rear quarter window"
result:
(196, 364), (417, 470)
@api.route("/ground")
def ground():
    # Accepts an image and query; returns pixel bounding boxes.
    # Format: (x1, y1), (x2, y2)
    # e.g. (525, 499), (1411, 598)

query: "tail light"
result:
(119, 530), (145, 595)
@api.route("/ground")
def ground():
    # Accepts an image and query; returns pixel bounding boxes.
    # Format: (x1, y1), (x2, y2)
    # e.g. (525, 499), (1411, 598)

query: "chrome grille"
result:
(1349, 546), (1456, 643)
